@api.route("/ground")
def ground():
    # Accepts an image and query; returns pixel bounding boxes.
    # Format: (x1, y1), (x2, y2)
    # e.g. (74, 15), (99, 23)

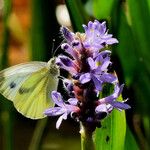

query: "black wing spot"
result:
(10, 82), (16, 89)
(19, 87), (30, 94)
(106, 135), (110, 142)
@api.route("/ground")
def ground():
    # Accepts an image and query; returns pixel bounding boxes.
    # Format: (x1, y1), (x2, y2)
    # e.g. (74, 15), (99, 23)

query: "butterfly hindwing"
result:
(0, 61), (59, 119)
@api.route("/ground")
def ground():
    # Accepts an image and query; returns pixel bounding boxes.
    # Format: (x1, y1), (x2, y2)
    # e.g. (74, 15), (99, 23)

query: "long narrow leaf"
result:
(125, 0), (150, 114)
(65, 0), (89, 32)
(93, 0), (119, 19)
(124, 126), (139, 150)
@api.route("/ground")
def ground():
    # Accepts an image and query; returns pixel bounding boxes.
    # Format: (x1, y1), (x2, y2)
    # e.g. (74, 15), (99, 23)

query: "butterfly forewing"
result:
(0, 62), (47, 101)
(0, 61), (59, 119)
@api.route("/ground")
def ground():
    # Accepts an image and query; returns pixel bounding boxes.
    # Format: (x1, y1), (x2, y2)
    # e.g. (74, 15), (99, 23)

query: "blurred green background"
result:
(0, 0), (149, 150)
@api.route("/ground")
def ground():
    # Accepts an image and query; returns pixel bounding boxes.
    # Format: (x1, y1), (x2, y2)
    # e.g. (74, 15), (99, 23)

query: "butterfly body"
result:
(0, 58), (59, 119)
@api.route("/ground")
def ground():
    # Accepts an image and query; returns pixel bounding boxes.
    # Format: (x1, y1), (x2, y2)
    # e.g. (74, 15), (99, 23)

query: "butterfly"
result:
(0, 57), (59, 119)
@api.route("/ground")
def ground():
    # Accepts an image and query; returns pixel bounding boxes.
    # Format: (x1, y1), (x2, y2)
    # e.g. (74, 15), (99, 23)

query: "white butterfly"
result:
(0, 58), (59, 119)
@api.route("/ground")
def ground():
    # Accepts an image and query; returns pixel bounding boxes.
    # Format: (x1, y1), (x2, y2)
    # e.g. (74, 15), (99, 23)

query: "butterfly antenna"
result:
(51, 39), (55, 57)
(52, 39), (65, 57)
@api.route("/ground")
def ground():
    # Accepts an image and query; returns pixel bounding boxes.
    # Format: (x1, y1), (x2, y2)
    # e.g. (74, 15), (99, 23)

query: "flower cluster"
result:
(44, 20), (130, 129)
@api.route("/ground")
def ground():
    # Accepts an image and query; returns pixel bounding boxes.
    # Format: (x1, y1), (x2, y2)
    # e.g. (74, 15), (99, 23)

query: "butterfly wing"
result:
(0, 61), (59, 119)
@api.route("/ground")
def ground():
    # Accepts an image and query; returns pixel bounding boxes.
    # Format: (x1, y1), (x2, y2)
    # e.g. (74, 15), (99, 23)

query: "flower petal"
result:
(99, 21), (106, 34)
(91, 75), (102, 91)
(60, 26), (74, 43)
(110, 101), (131, 110)
(113, 84), (124, 98)
(56, 56), (78, 75)
(44, 107), (65, 116)
(61, 43), (78, 59)
(100, 60), (111, 71)
(87, 57), (95, 70)
(95, 103), (108, 113)
(79, 73), (91, 84)
(71, 40), (82, 51)
(100, 73), (117, 83)
(106, 38), (119, 44)
(68, 98), (78, 106)
(103, 95), (114, 103)
(82, 24), (88, 32)
(57, 55), (75, 67)
(63, 78), (73, 92)
(51, 91), (64, 107)
(56, 113), (68, 129)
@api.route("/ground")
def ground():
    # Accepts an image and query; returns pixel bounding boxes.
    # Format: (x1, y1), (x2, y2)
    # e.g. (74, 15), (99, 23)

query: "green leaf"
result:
(94, 108), (126, 150)
(65, 0), (89, 32)
(93, 0), (119, 19)
(30, 0), (59, 61)
(94, 84), (126, 150)
(115, 8), (150, 113)
(143, 116), (150, 142)
(127, 0), (150, 71)
(85, 0), (93, 16)
(124, 126), (139, 150)
(30, 0), (47, 61)
(113, 1), (150, 114)
(113, 8), (137, 86)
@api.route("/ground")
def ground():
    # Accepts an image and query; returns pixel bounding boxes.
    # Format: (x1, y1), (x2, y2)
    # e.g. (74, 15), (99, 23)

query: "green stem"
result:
(80, 123), (95, 150)
(29, 118), (48, 150)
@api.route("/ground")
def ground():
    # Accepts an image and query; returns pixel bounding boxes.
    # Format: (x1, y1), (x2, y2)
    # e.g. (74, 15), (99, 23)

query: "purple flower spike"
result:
(44, 91), (79, 129)
(44, 20), (130, 129)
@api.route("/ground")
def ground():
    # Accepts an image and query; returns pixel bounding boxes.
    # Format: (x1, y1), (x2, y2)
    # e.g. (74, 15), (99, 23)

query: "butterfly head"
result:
(47, 57), (59, 76)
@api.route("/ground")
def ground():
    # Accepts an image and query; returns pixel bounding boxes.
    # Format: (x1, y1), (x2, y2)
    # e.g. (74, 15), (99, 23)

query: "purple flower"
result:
(44, 91), (80, 129)
(83, 20), (118, 55)
(56, 55), (79, 75)
(61, 27), (83, 60)
(79, 52), (117, 90)
(63, 79), (74, 97)
(60, 26), (75, 44)
(61, 43), (78, 60)
(95, 84), (131, 114)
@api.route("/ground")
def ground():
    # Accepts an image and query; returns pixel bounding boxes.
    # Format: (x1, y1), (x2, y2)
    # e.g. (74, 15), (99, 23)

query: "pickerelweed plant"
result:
(44, 20), (131, 150)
